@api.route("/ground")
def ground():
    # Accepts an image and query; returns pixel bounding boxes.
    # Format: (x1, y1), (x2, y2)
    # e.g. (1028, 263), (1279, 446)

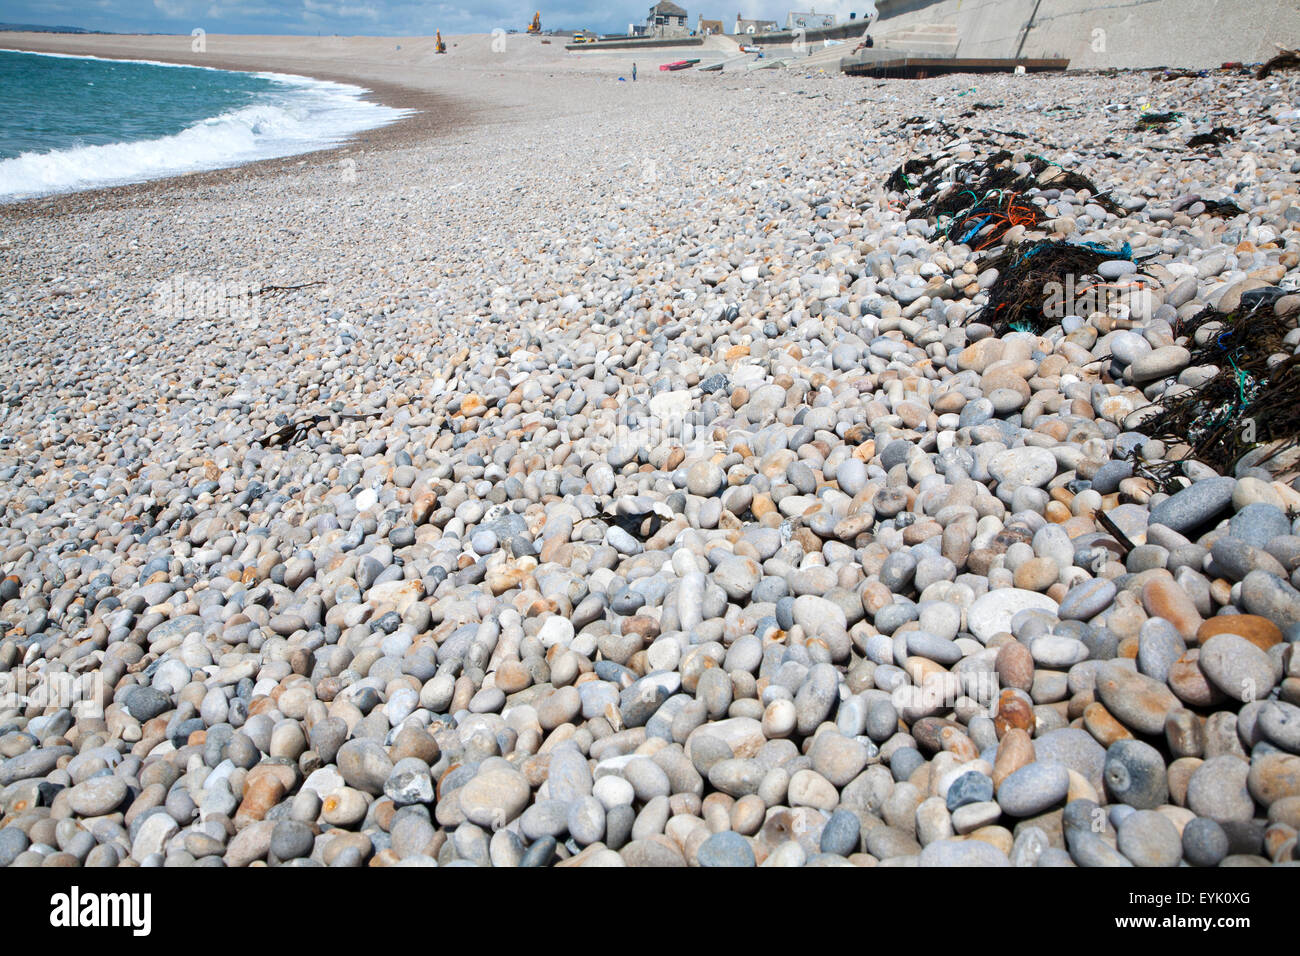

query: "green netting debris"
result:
(973, 239), (1136, 336)
(1136, 111), (1183, 129)
(1144, 287), (1300, 478)
(885, 148), (1122, 250)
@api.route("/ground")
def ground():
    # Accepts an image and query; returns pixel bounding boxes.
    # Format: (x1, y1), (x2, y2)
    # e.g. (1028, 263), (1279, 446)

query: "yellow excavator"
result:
(435, 30), (446, 53)
(527, 12), (542, 34)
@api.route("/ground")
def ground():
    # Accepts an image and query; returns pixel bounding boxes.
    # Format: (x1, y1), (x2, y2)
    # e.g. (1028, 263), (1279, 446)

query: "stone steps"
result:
(876, 22), (960, 57)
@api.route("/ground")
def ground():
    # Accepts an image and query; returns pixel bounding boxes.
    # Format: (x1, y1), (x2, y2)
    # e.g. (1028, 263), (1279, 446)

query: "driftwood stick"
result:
(227, 281), (326, 299)
(1093, 508), (1135, 556)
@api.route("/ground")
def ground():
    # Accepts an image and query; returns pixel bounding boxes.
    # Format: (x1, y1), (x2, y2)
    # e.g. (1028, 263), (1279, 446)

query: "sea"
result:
(0, 48), (408, 201)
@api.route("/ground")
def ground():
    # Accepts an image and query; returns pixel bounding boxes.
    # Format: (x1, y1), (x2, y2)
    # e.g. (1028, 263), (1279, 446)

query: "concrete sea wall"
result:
(873, 0), (1300, 69)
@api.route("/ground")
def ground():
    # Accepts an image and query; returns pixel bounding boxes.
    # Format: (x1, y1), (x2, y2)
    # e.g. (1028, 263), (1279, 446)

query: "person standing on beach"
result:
(632, 62), (637, 82)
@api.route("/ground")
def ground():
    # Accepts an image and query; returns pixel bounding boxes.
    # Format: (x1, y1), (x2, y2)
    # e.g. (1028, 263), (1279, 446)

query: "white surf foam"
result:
(0, 69), (409, 200)
(4, 49), (234, 71)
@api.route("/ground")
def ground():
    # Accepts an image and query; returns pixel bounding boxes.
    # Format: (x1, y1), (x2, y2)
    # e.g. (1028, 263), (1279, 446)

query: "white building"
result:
(647, 2), (690, 38)
(735, 12), (780, 34)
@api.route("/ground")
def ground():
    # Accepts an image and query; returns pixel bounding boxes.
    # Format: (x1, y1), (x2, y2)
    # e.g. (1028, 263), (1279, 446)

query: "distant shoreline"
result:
(0, 33), (466, 217)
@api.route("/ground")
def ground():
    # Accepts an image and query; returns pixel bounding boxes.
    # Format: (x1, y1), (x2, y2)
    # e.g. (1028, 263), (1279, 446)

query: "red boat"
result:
(659, 59), (699, 71)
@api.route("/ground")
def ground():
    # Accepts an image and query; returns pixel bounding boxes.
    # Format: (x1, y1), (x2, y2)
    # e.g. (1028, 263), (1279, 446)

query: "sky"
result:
(0, 0), (877, 35)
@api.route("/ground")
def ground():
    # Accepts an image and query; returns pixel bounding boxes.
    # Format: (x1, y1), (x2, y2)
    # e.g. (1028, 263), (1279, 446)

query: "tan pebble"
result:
(939, 727), (979, 761)
(670, 792), (702, 817)
(731, 794), (766, 835)
(1045, 501), (1072, 523)
(1270, 796), (1300, 830)
(1014, 557), (1059, 592)
(1248, 753), (1300, 807)
(861, 581), (893, 615)
(1083, 702), (1134, 746)
(964, 825), (1014, 855)
(702, 793), (733, 833)
(1142, 578), (1203, 639)
(1209, 578), (1233, 606)
(1265, 823), (1296, 862)
(1169, 650), (1226, 707)
(495, 659), (532, 694)
(1066, 768), (1099, 803)
(1067, 688), (1095, 721)
(993, 689), (1035, 738)
(1197, 615), (1282, 651)
(1167, 757), (1204, 807)
(995, 642), (1034, 691)
(321, 787), (368, 827)
(247, 762), (297, 797)
(1164, 708), (1204, 758)
(992, 728), (1034, 789)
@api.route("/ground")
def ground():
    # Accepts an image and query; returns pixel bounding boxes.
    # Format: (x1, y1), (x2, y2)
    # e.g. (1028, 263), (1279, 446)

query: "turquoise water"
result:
(0, 49), (278, 159)
(0, 49), (408, 199)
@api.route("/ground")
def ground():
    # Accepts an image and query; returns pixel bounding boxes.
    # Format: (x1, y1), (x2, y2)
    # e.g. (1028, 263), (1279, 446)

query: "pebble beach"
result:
(2, 33), (1300, 868)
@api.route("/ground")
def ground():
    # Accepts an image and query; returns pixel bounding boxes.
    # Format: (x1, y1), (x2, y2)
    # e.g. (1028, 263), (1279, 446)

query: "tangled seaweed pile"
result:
(1135, 110), (1183, 130)
(1257, 48), (1300, 80)
(1146, 288), (1300, 478)
(886, 148), (1122, 251)
(972, 239), (1136, 336)
(1186, 126), (1236, 150)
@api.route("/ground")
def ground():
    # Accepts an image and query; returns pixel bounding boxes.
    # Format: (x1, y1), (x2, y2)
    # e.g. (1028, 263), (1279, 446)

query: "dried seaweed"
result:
(1136, 111), (1182, 129)
(960, 103), (1004, 118)
(1143, 289), (1299, 475)
(1186, 126), (1236, 149)
(1172, 193), (1246, 219)
(260, 410), (382, 447)
(1201, 198), (1246, 218)
(1094, 509), (1136, 555)
(977, 127), (1029, 140)
(974, 239), (1127, 336)
(885, 149), (1121, 251)
(885, 157), (935, 193)
(1257, 49), (1300, 80)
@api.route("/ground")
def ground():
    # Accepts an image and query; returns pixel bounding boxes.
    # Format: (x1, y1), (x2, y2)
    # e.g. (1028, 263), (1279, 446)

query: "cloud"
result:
(206, 3), (284, 18)
(152, 0), (201, 18)
(302, 0), (380, 20)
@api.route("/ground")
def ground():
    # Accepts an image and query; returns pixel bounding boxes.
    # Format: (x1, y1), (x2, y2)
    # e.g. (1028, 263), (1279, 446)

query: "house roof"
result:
(650, 2), (688, 17)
